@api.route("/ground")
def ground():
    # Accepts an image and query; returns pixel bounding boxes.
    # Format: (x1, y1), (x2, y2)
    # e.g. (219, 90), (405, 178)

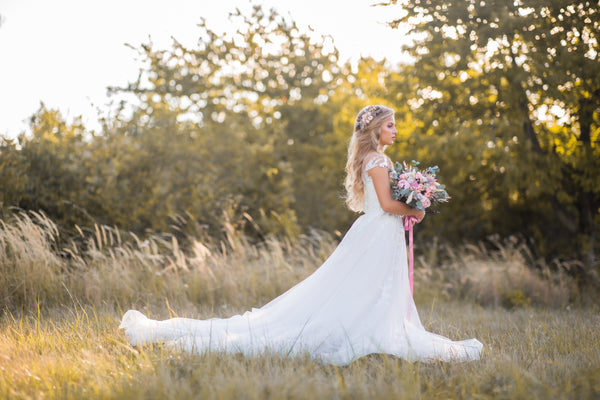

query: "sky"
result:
(0, 0), (410, 138)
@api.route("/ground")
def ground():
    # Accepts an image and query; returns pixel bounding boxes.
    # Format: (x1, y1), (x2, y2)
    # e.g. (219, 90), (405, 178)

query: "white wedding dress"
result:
(120, 153), (483, 365)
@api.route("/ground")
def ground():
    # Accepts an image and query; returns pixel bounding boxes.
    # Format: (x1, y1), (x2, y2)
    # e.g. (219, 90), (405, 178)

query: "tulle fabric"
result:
(120, 153), (483, 364)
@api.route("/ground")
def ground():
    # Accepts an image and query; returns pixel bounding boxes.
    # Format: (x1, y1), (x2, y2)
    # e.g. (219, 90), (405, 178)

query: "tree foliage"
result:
(105, 6), (353, 237)
(385, 0), (600, 267)
(0, 105), (98, 230)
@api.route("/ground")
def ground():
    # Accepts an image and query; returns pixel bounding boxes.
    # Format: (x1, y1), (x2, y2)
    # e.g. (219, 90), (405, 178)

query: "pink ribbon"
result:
(403, 216), (418, 296)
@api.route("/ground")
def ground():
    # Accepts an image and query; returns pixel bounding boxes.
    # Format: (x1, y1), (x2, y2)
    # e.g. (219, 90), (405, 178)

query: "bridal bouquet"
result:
(389, 160), (450, 296)
(389, 160), (450, 212)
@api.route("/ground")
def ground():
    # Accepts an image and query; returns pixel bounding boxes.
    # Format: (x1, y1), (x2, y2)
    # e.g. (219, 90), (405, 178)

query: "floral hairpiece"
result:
(355, 105), (383, 132)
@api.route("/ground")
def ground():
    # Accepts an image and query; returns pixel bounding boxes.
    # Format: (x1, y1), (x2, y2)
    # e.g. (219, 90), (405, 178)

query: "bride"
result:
(120, 105), (483, 365)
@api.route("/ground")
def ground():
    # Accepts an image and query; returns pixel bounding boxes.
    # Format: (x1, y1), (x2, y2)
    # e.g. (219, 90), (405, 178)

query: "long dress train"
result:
(119, 153), (483, 365)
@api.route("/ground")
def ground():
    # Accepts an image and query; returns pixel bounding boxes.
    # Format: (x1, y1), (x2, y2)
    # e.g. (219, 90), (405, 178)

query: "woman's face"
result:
(379, 116), (397, 147)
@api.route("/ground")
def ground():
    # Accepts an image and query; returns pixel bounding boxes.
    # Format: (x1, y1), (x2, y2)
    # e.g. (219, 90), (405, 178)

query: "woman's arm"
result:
(368, 166), (425, 221)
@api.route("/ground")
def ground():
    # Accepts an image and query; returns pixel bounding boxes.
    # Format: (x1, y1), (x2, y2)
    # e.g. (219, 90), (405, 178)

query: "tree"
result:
(385, 0), (600, 267)
(108, 6), (351, 237)
(0, 104), (96, 230)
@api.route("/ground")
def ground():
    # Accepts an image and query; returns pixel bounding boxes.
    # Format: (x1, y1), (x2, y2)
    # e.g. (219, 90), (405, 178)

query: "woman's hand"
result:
(404, 209), (425, 226)
(412, 209), (425, 223)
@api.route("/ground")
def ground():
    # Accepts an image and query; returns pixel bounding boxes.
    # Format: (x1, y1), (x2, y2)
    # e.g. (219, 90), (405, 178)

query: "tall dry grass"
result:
(0, 212), (66, 310)
(415, 236), (587, 309)
(0, 212), (338, 314)
(0, 212), (589, 314)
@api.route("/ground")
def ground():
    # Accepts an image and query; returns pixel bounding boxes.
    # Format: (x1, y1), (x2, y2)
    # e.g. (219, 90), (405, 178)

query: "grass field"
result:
(1, 213), (599, 399)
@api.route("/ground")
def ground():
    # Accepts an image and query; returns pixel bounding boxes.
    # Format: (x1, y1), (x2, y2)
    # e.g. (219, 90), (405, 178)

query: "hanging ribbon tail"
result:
(403, 216), (417, 296)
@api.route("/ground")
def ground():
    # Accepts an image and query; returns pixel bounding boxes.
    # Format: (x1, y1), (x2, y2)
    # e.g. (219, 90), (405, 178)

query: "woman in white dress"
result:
(120, 105), (483, 365)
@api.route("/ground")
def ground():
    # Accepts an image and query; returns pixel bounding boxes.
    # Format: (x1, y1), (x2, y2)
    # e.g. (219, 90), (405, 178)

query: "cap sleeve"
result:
(364, 153), (390, 173)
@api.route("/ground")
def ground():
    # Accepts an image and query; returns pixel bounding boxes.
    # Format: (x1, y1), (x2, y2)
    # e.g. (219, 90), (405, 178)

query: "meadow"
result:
(1, 213), (599, 399)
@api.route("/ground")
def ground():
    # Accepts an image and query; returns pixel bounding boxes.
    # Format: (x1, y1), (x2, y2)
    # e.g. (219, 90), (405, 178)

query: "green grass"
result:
(0, 213), (599, 399)
(1, 302), (599, 399)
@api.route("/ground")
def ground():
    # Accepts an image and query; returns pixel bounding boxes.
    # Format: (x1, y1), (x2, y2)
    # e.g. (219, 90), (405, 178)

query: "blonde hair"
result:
(344, 105), (395, 212)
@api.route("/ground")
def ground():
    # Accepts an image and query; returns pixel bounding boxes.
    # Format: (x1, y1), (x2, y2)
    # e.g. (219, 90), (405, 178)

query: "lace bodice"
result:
(363, 153), (391, 215)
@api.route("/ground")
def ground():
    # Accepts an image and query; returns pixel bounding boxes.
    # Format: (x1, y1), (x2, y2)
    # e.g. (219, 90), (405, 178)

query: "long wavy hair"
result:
(344, 105), (395, 212)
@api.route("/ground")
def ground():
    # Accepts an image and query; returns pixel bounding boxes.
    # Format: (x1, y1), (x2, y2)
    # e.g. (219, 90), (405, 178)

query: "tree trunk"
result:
(507, 41), (544, 154)
(576, 96), (598, 269)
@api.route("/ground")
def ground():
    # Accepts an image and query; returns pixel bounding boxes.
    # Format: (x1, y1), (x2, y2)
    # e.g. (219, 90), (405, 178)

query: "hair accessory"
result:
(356, 105), (383, 132)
